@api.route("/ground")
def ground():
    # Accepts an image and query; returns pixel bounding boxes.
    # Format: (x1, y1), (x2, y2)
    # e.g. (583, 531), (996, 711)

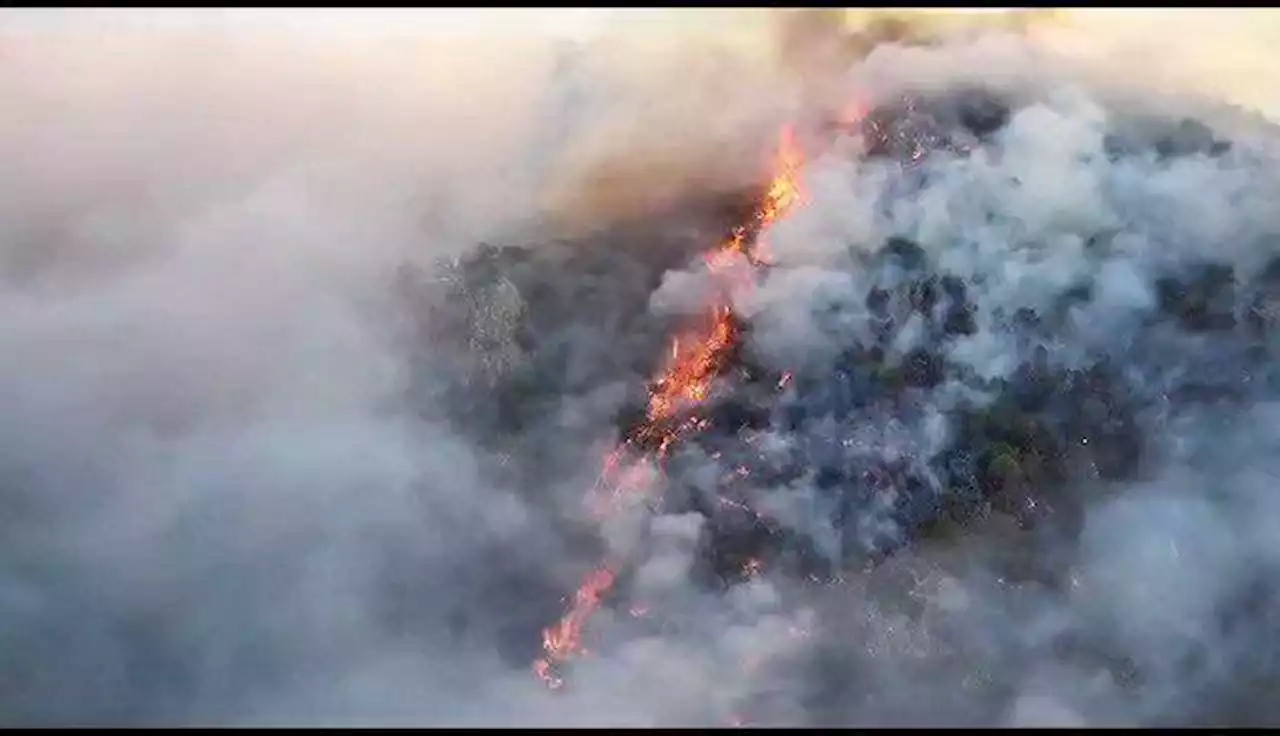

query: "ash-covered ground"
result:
(5, 9), (1280, 728)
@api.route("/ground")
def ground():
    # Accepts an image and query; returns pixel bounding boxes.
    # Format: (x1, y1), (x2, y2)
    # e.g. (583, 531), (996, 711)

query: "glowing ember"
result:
(532, 125), (807, 691)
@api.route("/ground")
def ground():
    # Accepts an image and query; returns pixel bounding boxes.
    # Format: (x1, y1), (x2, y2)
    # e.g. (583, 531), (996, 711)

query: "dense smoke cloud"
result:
(3, 8), (1280, 727)
(721, 72), (1280, 725)
(0, 9), (810, 726)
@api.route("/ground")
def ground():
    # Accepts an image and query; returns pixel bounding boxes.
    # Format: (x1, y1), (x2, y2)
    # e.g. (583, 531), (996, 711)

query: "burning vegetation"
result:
(400, 77), (1280, 725)
(14, 12), (1280, 729)
(529, 123), (806, 690)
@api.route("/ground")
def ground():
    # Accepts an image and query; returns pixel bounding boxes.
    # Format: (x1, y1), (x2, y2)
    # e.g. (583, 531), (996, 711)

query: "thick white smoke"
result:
(3, 8), (1280, 727)
(707, 20), (1280, 727)
(0, 8), (810, 726)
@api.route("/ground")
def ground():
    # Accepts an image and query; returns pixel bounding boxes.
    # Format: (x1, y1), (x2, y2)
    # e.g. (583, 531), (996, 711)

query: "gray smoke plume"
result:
(3, 8), (1280, 728)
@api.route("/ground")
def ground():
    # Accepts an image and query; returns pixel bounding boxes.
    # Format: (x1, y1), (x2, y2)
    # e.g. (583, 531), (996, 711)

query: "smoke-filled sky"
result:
(3, 8), (1280, 727)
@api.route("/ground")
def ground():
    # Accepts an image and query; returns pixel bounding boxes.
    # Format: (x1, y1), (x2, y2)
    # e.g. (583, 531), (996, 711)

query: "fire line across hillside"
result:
(397, 85), (1280, 715)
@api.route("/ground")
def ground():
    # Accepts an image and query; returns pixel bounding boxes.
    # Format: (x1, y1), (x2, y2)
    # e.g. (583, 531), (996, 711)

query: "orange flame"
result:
(532, 125), (807, 691)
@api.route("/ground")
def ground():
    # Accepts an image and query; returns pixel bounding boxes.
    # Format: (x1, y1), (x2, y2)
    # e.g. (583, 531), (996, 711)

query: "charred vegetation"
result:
(401, 86), (1280, 626)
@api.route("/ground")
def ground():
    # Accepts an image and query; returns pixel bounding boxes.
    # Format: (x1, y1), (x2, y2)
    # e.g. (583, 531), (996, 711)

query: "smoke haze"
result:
(2, 8), (1280, 727)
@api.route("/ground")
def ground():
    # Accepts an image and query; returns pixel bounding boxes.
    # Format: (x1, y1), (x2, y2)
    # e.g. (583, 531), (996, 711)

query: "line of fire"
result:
(531, 116), (813, 692)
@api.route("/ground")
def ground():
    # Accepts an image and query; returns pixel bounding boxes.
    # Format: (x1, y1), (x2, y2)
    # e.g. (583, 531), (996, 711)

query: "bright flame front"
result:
(532, 124), (807, 691)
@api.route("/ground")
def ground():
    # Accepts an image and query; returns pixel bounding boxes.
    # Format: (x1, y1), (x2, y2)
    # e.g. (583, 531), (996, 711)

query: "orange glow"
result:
(532, 124), (808, 691)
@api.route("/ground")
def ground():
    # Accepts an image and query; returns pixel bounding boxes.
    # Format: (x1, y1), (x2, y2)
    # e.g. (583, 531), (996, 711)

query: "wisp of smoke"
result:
(3, 8), (1280, 728)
